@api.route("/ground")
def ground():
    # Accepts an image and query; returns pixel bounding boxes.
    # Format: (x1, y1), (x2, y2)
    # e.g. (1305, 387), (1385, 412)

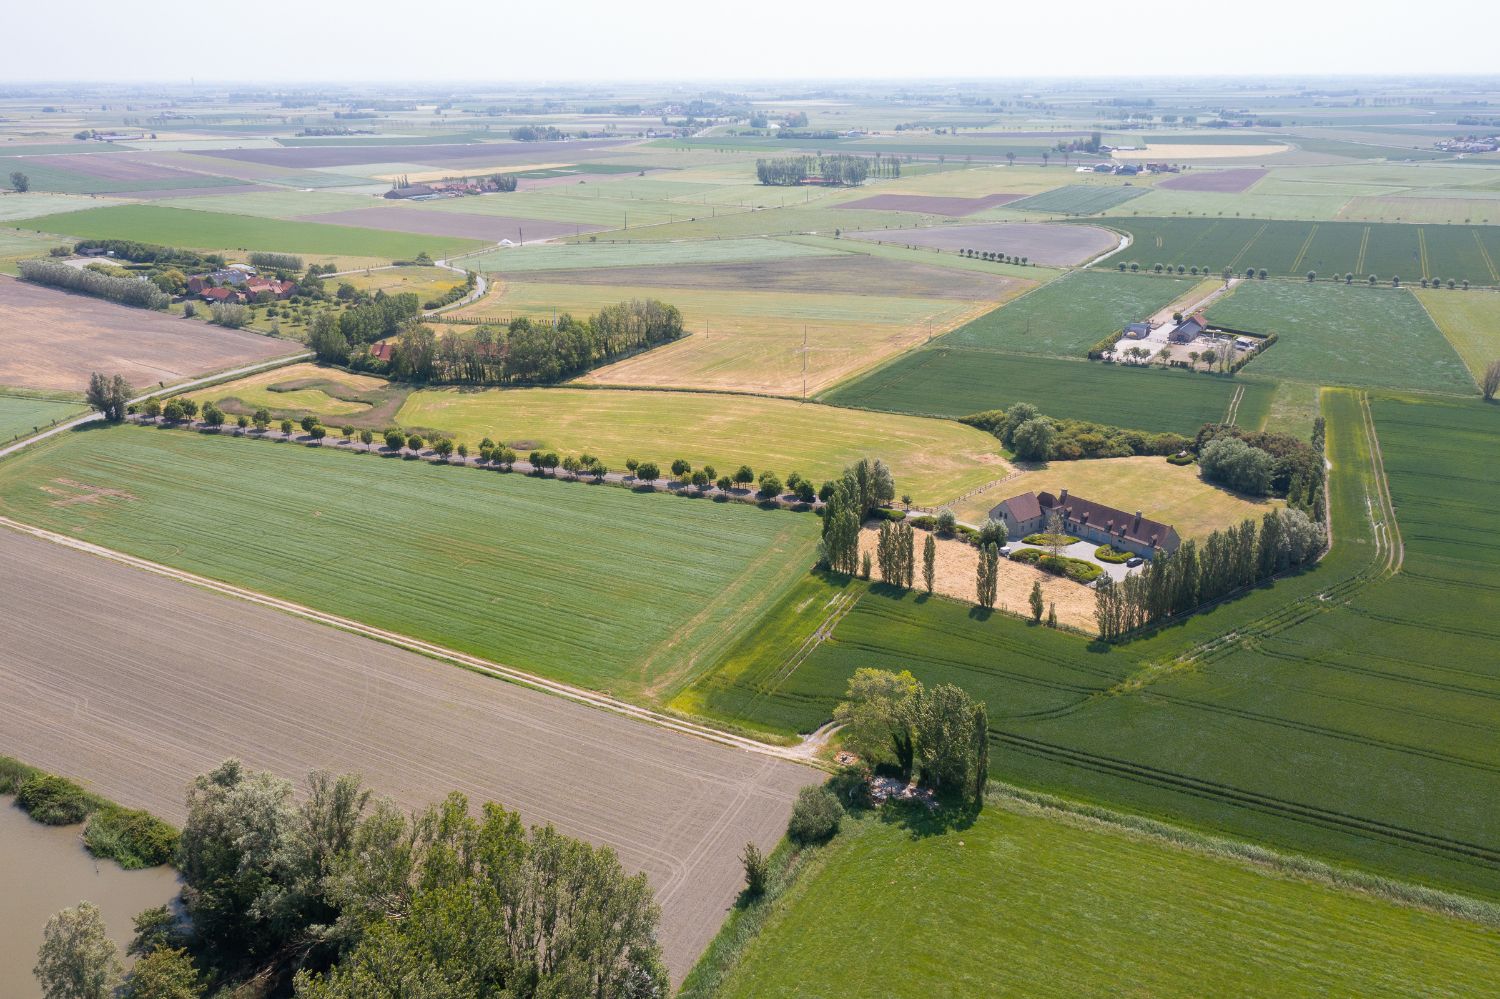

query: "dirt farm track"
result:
(0, 527), (814, 979)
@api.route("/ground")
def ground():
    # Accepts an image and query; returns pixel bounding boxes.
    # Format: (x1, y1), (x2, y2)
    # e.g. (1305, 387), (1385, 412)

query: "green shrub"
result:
(909, 515), (936, 531)
(1167, 452), (1196, 466)
(83, 806), (180, 869)
(871, 508), (906, 522)
(1023, 533), (1078, 546)
(1011, 547), (1043, 564)
(1039, 554), (1104, 584)
(16, 773), (98, 825)
(952, 525), (979, 543)
(1095, 545), (1132, 564)
(0, 755), (41, 794)
(787, 786), (842, 844)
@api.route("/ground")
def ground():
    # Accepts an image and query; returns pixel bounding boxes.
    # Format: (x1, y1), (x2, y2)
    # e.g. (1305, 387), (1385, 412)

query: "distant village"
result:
(384, 172), (518, 201)
(1435, 134), (1499, 153)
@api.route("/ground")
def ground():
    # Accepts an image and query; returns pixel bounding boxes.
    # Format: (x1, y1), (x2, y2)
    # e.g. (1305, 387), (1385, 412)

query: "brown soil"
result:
(1159, 168), (1268, 193)
(0, 276), (296, 393)
(858, 524), (1096, 631)
(0, 526), (814, 981)
(845, 222), (1119, 267)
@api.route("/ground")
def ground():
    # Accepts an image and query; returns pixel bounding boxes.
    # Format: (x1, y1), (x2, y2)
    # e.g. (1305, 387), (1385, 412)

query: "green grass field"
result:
(822, 348), (1273, 434)
(0, 424), (819, 701)
(19, 204), (485, 259)
(154, 189), (378, 218)
(3, 161), (242, 196)
(466, 236), (841, 274)
(1097, 217), (1500, 287)
(710, 804), (1500, 999)
(392, 388), (1008, 506)
(1413, 287), (1500, 382)
(0, 392), (86, 442)
(941, 270), (1193, 357)
(1207, 282), (1474, 394)
(686, 390), (1500, 897)
(1009, 185), (1147, 215)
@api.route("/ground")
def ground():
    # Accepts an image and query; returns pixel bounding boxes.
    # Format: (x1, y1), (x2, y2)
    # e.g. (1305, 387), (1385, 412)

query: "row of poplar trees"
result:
(820, 458), (896, 574)
(1094, 507), (1325, 640)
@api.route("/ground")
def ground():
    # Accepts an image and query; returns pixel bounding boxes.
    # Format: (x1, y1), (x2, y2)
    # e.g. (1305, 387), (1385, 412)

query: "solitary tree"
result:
(1483, 359), (1500, 402)
(740, 842), (768, 898)
(85, 372), (132, 422)
(10, 170), (30, 192)
(976, 543), (999, 609)
(34, 901), (121, 999)
(922, 532), (936, 594)
(1029, 580), (1045, 622)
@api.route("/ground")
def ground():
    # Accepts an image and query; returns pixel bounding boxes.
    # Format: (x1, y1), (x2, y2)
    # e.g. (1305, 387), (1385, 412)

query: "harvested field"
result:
(845, 222), (1119, 266)
(197, 138), (634, 169)
(512, 255), (1018, 299)
(4, 154), (245, 195)
(0, 276), (295, 392)
(949, 456), (1282, 539)
(0, 526), (814, 980)
(467, 236), (840, 274)
(185, 362), (408, 426)
(299, 206), (605, 243)
(833, 193), (1023, 216)
(856, 525), (1095, 630)
(1159, 168), (1268, 193)
(392, 387), (1008, 506)
(464, 276), (1015, 396)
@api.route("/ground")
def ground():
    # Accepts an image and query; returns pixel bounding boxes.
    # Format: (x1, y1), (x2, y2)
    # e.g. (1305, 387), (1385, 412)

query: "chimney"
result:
(1134, 511), (1143, 531)
(1060, 488), (1069, 502)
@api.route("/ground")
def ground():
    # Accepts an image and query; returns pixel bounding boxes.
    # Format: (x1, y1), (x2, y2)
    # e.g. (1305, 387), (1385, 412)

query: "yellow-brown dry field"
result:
(949, 455), (1282, 540)
(857, 525), (1095, 631)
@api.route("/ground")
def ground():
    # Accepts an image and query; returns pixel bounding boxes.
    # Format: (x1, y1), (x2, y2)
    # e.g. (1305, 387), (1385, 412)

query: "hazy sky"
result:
(8, 0), (1499, 82)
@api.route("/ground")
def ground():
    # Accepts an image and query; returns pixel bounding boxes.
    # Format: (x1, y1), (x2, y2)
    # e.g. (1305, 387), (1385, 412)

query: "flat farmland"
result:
(1414, 287), (1500, 381)
(393, 387), (1007, 506)
(823, 348), (1271, 434)
(832, 193), (1023, 216)
(419, 188), (737, 229)
(18, 204), (486, 259)
(0, 424), (819, 701)
(674, 573), (1137, 738)
(941, 270), (1194, 357)
(0, 276), (295, 392)
(950, 455), (1282, 536)
(184, 362), (403, 424)
(465, 272), (1016, 396)
(340, 265), (465, 302)
(1206, 282), (1474, 394)
(155, 189), (378, 218)
(1099, 217), (1500, 286)
(0, 527), (813, 980)
(710, 803), (1500, 999)
(1158, 168), (1268, 193)
(3, 154), (244, 195)
(0, 391), (85, 442)
(0, 192), (103, 222)
(1007, 185), (1148, 215)
(299, 205), (605, 242)
(195, 137), (634, 170)
(467, 236), (841, 274)
(845, 221), (1119, 266)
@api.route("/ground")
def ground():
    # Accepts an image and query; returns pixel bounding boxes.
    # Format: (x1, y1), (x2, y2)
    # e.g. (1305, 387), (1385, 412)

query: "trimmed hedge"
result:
(1095, 544), (1132, 564)
(909, 515), (937, 531)
(1167, 452), (1197, 466)
(1039, 553), (1104, 583)
(1024, 533), (1078, 546)
(1010, 547), (1042, 564)
(870, 508), (907, 522)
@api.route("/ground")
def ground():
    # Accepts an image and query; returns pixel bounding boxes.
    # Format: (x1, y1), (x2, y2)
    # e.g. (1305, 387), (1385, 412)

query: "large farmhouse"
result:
(990, 489), (1181, 557)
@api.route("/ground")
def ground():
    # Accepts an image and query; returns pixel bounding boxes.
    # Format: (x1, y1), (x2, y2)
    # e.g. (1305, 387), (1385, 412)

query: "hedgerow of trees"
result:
(1094, 507), (1325, 639)
(755, 153), (899, 187)
(248, 251), (303, 271)
(820, 458), (896, 574)
(18, 258), (169, 310)
(963, 404), (1194, 462)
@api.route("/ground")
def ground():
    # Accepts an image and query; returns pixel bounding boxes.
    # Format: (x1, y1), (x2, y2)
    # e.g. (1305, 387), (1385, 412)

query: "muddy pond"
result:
(0, 801), (179, 997)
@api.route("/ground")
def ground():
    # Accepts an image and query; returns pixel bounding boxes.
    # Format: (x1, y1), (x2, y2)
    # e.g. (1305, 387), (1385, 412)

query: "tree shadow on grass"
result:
(878, 795), (980, 839)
